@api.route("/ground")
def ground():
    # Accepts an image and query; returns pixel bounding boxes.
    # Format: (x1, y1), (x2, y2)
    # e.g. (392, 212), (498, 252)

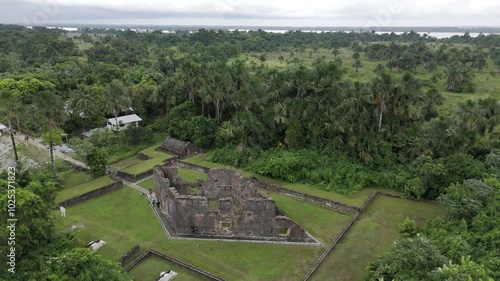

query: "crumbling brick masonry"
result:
(153, 166), (315, 242)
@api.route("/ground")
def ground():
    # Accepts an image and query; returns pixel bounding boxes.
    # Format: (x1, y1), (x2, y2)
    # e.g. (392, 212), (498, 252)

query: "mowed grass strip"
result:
(184, 153), (403, 207)
(55, 186), (162, 260)
(60, 171), (93, 189)
(112, 157), (144, 170)
(309, 196), (445, 281)
(117, 144), (174, 175)
(141, 144), (174, 159)
(122, 158), (167, 175)
(270, 192), (352, 244)
(178, 167), (207, 182)
(183, 153), (228, 169)
(138, 177), (155, 191)
(55, 176), (116, 203)
(55, 186), (339, 281)
(136, 167), (208, 192)
(126, 255), (211, 281)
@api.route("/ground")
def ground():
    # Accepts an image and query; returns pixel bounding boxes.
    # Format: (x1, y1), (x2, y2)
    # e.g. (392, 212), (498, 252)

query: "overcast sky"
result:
(1, 0), (499, 27)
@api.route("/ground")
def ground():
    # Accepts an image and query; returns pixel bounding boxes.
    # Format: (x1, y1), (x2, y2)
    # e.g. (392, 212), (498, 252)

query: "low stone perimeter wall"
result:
(123, 248), (226, 281)
(114, 169), (152, 183)
(136, 152), (153, 160)
(118, 245), (141, 266)
(251, 177), (359, 215)
(56, 181), (123, 208)
(175, 160), (210, 174)
(302, 191), (403, 281)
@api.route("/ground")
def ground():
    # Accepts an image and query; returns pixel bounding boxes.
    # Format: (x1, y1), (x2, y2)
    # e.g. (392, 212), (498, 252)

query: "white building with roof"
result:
(0, 123), (7, 136)
(106, 114), (142, 131)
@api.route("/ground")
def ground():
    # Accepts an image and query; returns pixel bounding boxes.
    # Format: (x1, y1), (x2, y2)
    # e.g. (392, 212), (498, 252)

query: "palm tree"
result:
(179, 61), (200, 102)
(106, 80), (131, 145)
(150, 79), (176, 115)
(352, 59), (363, 73)
(370, 71), (395, 134)
(69, 85), (101, 126)
(454, 100), (482, 131)
(478, 98), (500, 138)
(34, 91), (66, 176)
(332, 47), (340, 57)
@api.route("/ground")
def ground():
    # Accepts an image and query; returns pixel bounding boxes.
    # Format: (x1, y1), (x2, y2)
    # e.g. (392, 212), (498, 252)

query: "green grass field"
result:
(141, 145), (173, 159)
(55, 176), (116, 203)
(127, 255), (211, 281)
(310, 196), (445, 281)
(183, 153), (229, 169)
(178, 167), (208, 182)
(136, 169), (207, 192)
(138, 178), (155, 191)
(60, 171), (93, 189)
(122, 158), (169, 175)
(55, 186), (354, 281)
(112, 143), (174, 175)
(270, 193), (352, 244)
(112, 157), (144, 170)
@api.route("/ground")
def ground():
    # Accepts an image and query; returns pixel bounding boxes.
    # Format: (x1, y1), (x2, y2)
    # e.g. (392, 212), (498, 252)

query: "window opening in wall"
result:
(221, 221), (231, 228)
(278, 227), (289, 236)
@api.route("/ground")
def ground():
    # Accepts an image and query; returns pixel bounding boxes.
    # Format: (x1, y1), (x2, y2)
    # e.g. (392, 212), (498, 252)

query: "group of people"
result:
(148, 188), (160, 208)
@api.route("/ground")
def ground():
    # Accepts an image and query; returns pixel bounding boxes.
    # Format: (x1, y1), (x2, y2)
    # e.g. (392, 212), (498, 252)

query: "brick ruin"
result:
(153, 166), (315, 242)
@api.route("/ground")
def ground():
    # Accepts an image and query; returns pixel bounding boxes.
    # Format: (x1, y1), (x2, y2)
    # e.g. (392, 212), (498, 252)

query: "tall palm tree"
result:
(179, 61), (200, 102)
(454, 100), (482, 131)
(370, 71), (395, 134)
(106, 80), (131, 145)
(352, 59), (363, 73)
(150, 79), (176, 115)
(477, 98), (500, 138)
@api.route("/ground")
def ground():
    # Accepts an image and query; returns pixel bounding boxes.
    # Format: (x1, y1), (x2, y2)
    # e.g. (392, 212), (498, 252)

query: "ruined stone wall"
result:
(203, 169), (266, 206)
(166, 187), (208, 234)
(57, 181), (123, 208)
(153, 165), (179, 212)
(160, 166), (178, 181)
(155, 166), (312, 241)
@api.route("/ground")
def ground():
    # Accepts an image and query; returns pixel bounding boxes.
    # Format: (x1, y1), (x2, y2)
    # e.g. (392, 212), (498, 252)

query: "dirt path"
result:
(14, 133), (89, 170)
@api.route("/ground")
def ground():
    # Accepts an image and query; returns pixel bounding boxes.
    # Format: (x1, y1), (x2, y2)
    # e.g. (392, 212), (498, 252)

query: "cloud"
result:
(1, 0), (499, 26)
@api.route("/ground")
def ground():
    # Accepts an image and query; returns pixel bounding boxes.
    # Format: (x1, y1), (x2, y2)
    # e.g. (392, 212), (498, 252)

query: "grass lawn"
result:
(55, 176), (116, 203)
(112, 157), (144, 170)
(127, 255), (211, 281)
(183, 152), (403, 207)
(309, 196), (445, 281)
(135, 169), (207, 187)
(60, 171), (93, 189)
(270, 193), (352, 244)
(55, 186), (353, 281)
(115, 143), (174, 175)
(178, 167), (208, 182)
(183, 153), (229, 169)
(141, 144), (174, 159)
(122, 158), (167, 175)
(138, 177), (155, 191)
